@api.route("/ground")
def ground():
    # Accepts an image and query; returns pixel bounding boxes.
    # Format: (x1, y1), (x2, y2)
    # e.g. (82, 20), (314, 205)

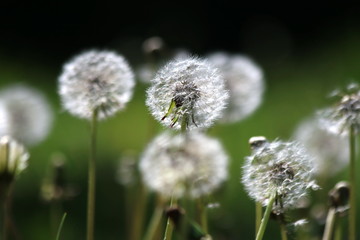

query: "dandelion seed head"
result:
(318, 83), (360, 135)
(0, 85), (53, 146)
(242, 138), (318, 214)
(0, 136), (29, 180)
(146, 57), (228, 130)
(59, 50), (135, 120)
(293, 117), (348, 176)
(207, 52), (264, 123)
(140, 131), (228, 198)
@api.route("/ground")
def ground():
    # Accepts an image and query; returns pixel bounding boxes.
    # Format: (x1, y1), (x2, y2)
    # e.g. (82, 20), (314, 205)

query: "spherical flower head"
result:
(146, 57), (229, 130)
(0, 136), (29, 183)
(207, 52), (265, 123)
(318, 83), (360, 135)
(293, 117), (348, 177)
(58, 50), (135, 120)
(0, 85), (53, 146)
(242, 137), (319, 214)
(139, 131), (228, 199)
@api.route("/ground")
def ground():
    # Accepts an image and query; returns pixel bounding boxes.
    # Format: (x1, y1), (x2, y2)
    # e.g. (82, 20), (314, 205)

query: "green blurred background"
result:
(1, 2), (360, 239)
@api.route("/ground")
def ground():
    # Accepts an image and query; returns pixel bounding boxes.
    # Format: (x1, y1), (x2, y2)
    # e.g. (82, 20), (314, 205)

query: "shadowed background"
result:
(0, 1), (360, 239)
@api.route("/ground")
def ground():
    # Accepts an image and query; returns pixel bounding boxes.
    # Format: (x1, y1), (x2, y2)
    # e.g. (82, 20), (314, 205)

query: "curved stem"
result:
(280, 222), (288, 240)
(322, 208), (336, 240)
(349, 124), (356, 240)
(143, 196), (164, 240)
(87, 109), (98, 240)
(255, 194), (276, 240)
(163, 196), (176, 240)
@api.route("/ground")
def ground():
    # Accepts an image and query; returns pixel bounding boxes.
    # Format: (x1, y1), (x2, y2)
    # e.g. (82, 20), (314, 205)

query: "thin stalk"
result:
(255, 202), (262, 235)
(163, 196), (176, 240)
(55, 212), (67, 240)
(143, 196), (164, 240)
(349, 124), (356, 240)
(322, 208), (336, 240)
(130, 183), (147, 240)
(1, 182), (13, 240)
(280, 222), (288, 240)
(334, 216), (342, 240)
(197, 198), (208, 234)
(87, 109), (98, 240)
(255, 194), (276, 240)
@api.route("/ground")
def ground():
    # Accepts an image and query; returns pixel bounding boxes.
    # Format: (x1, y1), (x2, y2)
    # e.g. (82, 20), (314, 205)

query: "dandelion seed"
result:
(139, 131), (228, 198)
(146, 57), (228, 130)
(242, 137), (318, 214)
(207, 52), (264, 123)
(58, 50), (135, 120)
(0, 85), (53, 146)
(293, 116), (348, 177)
(0, 136), (29, 181)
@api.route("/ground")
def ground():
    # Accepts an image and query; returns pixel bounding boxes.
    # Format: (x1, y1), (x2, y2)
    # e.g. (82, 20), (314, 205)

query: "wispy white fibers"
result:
(293, 117), (348, 177)
(207, 52), (264, 123)
(0, 85), (53, 146)
(242, 137), (318, 214)
(318, 83), (360, 136)
(140, 131), (228, 199)
(59, 50), (135, 120)
(146, 57), (228, 130)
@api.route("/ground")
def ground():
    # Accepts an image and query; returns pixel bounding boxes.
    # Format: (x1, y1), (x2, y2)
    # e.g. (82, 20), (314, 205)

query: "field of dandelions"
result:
(0, 36), (360, 240)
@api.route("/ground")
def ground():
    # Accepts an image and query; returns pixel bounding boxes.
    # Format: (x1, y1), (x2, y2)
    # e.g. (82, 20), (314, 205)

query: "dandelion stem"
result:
(255, 194), (276, 240)
(322, 207), (336, 240)
(280, 222), (288, 240)
(55, 212), (67, 240)
(87, 108), (98, 240)
(130, 183), (147, 240)
(349, 124), (356, 240)
(197, 198), (208, 234)
(163, 196), (176, 240)
(143, 196), (164, 240)
(255, 202), (262, 235)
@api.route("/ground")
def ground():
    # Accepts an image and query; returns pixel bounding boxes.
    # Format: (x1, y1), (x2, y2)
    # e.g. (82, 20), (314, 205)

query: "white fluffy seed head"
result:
(207, 52), (264, 123)
(139, 131), (228, 199)
(58, 50), (135, 120)
(293, 117), (348, 177)
(0, 85), (53, 146)
(0, 136), (29, 181)
(146, 57), (229, 130)
(318, 83), (360, 135)
(242, 138), (318, 214)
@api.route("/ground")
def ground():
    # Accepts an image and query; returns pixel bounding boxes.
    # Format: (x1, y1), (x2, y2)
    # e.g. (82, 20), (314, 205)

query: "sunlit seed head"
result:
(139, 131), (228, 199)
(0, 85), (53, 146)
(58, 50), (135, 120)
(207, 52), (265, 123)
(0, 136), (29, 182)
(293, 116), (348, 177)
(242, 138), (318, 214)
(146, 56), (228, 130)
(318, 83), (360, 135)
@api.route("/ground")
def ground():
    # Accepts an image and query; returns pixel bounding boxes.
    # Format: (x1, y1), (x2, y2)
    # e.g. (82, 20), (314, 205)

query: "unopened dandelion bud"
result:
(242, 137), (318, 214)
(146, 57), (228, 130)
(329, 181), (350, 211)
(58, 50), (135, 120)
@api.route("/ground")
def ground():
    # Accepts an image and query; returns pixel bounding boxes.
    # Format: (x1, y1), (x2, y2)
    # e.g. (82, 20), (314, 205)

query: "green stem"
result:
(197, 198), (208, 234)
(255, 194), (276, 240)
(87, 109), (98, 240)
(255, 202), (262, 235)
(280, 222), (288, 240)
(143, 197), (164, 240)
(334, 215), (342, 240)
(322, 208), (336, 240)
(349, 124), (356, 240)
(130, 183), (147, 240)
(163, 197), (176, 240)
(55, 212), (67, 240)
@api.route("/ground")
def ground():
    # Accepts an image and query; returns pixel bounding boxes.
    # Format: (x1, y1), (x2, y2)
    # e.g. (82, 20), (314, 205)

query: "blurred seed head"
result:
(293, 116), (348, 177)
(0, 136), (29, 183)
(207, 52), (265, 123)
(142, 36), (165, 56)
(0, 84), (53, 146)
(318, 83), (360, 135)
(139, 131), (228, 199)
(242, 138), (319, 214)
(146, 57), (228, 130)
(58, 50), (135, 120)
(115, 152), (137, 187)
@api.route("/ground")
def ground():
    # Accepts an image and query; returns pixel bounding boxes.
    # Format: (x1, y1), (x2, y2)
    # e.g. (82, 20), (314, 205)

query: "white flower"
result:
(293, 117), (348, 176)
(207, 52), (264, 123)
(242, 137), (318, 214)
(0, 85), (53, 146)
(139, 131), (228, 199)
(58, 50), (135, 120)
(146, 57), (228, 130)
(0, 136), (29, 180)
